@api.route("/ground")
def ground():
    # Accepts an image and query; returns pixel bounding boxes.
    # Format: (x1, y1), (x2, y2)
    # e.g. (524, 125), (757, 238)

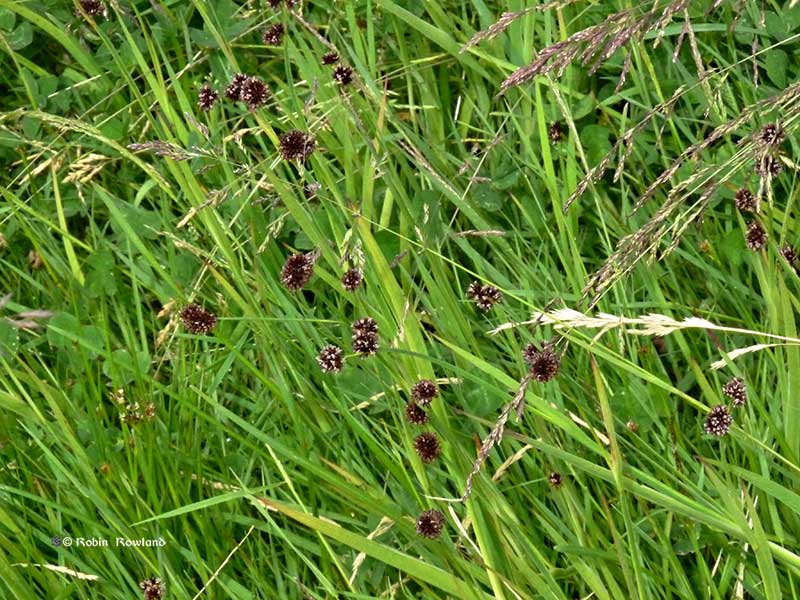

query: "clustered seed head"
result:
(466, 281), (502, 311)
(760, 123), (784, 147)
(317, 345), (344, 373)
(548, 472), (563, 487)
(79, 0), (106, 17)
(198, 85), (219, 111)
(415, 509), (444, 539)
(781, 244), (798, 266)
(341, 268), (363, 292)
(405, 402), (429, 425)
(321, 51), (339, 65)
(279, 130), (317, 162)
(332, 64), (354, 86)
(267, 0), (281, 7)
(352, 317), (378, 336)
(180, 303), (217, 334)
(351, 317), (378, 357)
(745, 221), (767, 251)
(704, 405), (732, 436)
(262, 23), (285, 45)
(411, 379), (438, 406)
(281, 252), (317, 291)
(241, 76), (270, 110)
(120, 402), (156, 425)
(755, 155), (782, 178)
(523, 344), (560, 382)
(722, 377), (747, 407)
(548, 121), (565, 143)
(734, 188), (757, 213)
(413, 432), (441, 463)
(139, 577), (165, 600)
(225, 73), (248, 100)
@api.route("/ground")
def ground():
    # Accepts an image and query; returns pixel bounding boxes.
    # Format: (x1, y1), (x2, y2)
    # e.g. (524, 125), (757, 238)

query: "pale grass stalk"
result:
(349, 518), (394, 585)
(11, 563), (99, 581)
(191, 526), (255, 600)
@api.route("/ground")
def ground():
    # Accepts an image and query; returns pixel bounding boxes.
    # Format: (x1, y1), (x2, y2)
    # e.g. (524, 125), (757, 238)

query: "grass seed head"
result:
(341, 268), (363, 291)
(415, 509), (444, 538)
(281, 252), (317, 291)
(279, 130), (317, 162)
(180, 303), (217, 334)
(404, 402), (429, 425)
(704, 405), (732, 436)
(414, 432), (441, 463)
(321, 52), (339, 65)
(317, 345), (344, 373)
(722, 377), (747, 407)
(734, 188), (757, 213)
(225, 73), (248, 101)
(410, 379), (438, 406)
(139, 577), (165, 600)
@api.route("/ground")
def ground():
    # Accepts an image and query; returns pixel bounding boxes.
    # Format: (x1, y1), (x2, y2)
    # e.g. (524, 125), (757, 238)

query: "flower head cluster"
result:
(759, 123), (784, 147)
(225, 73), (248, 100)
(352, 317), (378, 356)
(755, 155), (782, 178)
(317, 345), (344, 373)
(262, 23), (285, 45)
(548, 121), (565, 143)
(548, 472), (563, 487)
(411, 379), (438, 406)
(734, 188), (757, 213)
(466, 281), (502, 311)
(198, 85), (219, 111)
(139, 577), (165, 600)
(341, 268), (363, 292)
(279, 130), (316, 162)
(240, 76), (270, 110)
(78, 0), (106, 18)
(704, 405), (733, 436)
(332, 65), (354, 86)
(745, 221), (767, 251)
(405, 402), (429, 425)
(180, 304), (217, 334)
(522, 344), (560, 382)
(722, 377), (747, 407)
(281, 251), (318, 291)
(415, 509), (444, 539)
(321, 52), (339, 65)
(413, 432), (441, 463)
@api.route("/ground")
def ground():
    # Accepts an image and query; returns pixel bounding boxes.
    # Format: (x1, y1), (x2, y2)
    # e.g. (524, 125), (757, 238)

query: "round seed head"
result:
(404, 402), (429, 425)
(465, 281), (482, 299)
(341, 268), (363, 292)
(332, 64), (354, 86)
(548, 472), (563, 487)
(352, 317), (378, 336)
(704, 404), (733, 436)
(225, 73), (248, 101)
(475, 285), (502, 311)
(180, 304), (217, 334)
(79, 0), (106, 17)
(755, 155), (783, 178)
(745, 221), (767, 251)
(548, 121), (565, 143)
(262, 23), (285, 45)
(352, 332), (378, 356)
(415, 509), (444, 539)
(139, 577), (165, 600)
(317, 345), (344, 373)
(781, 244), (798, 266)
(722, 377), (747, 407)
(240, 76), (270, 109)
(734, 188), (757, 213)
(279, 130), (317, 162)
(321, 51), (339, 65)
(523, 346), (560, 382)
(410, 379), (438, 406)
(759, 123), (784, 146)
(198, 85), (219, 111)
(413, 432), (441, 463)
(281, 252), (317, 291)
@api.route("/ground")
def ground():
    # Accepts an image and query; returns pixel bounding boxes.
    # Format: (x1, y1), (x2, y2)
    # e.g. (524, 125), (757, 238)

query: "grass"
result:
(1, 0), (800, 597)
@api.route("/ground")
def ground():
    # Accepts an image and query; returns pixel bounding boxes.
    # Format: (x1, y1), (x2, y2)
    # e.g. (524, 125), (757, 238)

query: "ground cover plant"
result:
(1, 0), (800, 597)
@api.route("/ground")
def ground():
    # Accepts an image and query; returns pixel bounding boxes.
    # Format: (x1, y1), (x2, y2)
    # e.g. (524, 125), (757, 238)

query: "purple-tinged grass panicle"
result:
(414, 432), (441, 463)
(317, 345), (344, 373)
(180, 304), (217, 334)
(280, 251), (318, 291)
(722, 377), (747, 407)
(704, 405), (732, 436)
(415, 509), (444, 539)
(410, 380), (438, 406)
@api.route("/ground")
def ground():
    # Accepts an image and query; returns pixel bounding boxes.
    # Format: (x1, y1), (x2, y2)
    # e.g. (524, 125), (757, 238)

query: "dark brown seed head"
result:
(466, 281), (482, 299)
(704, 404), (732, 436)
(745, 221), (767, 251)
(722, 377), (747, 407)
(341, 268), (363, 292)
(548, 472), (562, 487)
(317, 345), (344, 373)
(241, 76), (270, 110)
(180, 304), (217, 334)
(225, 73), (248, 100)
(475, 285), (502, 311)
(352, 332), (378, 356)
(352, 317), (378, 336)
(267, 0), (281, 7)
(759, 123), (784, 146)
(332, 64), (354, 86)
(523, 345), (560, 382)
(548, 121), (565, 143)
(755, 155), (782, 178)
(79, 0), (106, 17)
(405, 402), (429, 425)
(414, 432), (441, 463)
(198, 85), (219, 111)
(734, 188), (757, 213)
(321, 51), (339, 65)
(279, 130), (317, 162)
(781, 244), (798, 266)
(411, 379), (438, 406)
(262, 23), (285, 45)
(415, 509), (444, 538)
(281, 252), (317, 291)
(139, 577), (165, 600)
